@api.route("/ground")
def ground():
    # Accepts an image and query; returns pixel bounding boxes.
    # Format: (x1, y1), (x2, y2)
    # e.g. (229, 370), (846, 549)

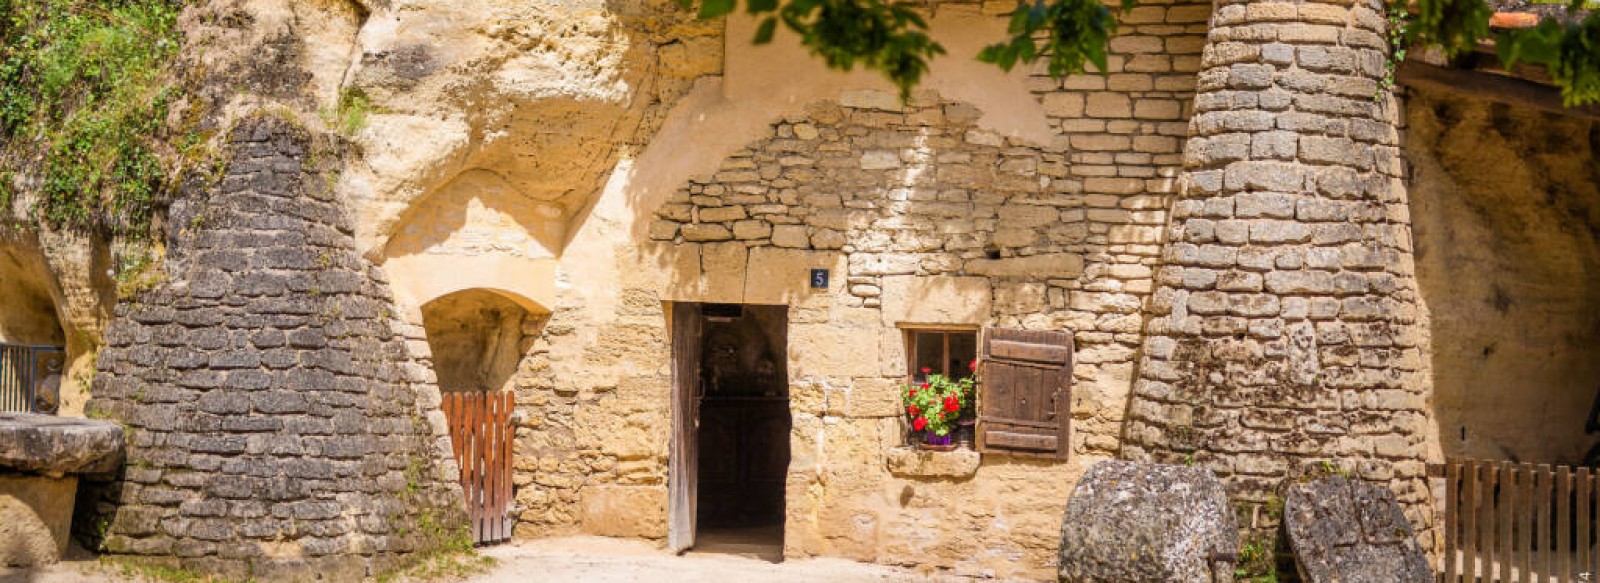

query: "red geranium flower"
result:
(920, 382), (930, 389)
(920, 367), (931, 374)
(943, 396), (959, 413)
(912, 417), (928, 431)
(969, 359), (978, 371)
(907, 405), (919, 416)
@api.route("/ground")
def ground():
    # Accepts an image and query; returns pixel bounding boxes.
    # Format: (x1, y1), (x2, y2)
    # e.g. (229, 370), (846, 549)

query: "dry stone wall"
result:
(1123, 0), (1437, 549)
(85, 117), (465, 581)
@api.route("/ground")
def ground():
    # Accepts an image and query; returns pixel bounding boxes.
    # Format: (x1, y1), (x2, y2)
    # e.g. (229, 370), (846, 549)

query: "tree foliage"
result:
(1497, 1), (1600, 106)
(682, 0), (1600, 107)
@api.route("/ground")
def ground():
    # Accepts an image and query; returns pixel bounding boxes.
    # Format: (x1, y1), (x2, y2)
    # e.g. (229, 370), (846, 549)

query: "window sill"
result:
(885, 446), (981, 479)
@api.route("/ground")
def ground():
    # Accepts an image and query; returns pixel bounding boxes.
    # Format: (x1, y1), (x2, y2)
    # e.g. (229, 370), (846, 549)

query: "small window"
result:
(906, 329), (978, 384)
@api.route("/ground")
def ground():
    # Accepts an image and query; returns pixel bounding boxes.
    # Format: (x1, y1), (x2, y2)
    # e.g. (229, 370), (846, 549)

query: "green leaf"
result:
(753, 17), (778, 44)
(699, 0), (736, 19)
(747, 0), (778, 13)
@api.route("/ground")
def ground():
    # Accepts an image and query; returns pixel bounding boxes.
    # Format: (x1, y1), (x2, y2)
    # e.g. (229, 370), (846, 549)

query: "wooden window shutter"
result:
(977, 328), (1073, 459)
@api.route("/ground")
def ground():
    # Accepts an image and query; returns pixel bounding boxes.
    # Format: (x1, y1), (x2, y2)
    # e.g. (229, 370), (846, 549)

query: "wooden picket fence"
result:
(1441, 459), (1600, 582)
(441, 390), (515, 545)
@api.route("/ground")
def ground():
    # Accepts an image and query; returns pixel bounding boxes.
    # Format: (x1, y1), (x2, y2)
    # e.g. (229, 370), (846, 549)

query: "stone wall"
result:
(1123, 0), (1437, 549)
(1406, 89), (1600, 464)
(85, 116), (465, 581)
(494, 0), (1215, 567)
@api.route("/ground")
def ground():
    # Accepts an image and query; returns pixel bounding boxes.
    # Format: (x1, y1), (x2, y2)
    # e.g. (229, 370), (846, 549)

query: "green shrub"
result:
(0, 0), (184, 235)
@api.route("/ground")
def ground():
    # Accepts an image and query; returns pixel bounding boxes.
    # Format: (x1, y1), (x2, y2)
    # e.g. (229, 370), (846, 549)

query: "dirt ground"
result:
(0, 537), (965, 583)
(470, 536), (963, 582)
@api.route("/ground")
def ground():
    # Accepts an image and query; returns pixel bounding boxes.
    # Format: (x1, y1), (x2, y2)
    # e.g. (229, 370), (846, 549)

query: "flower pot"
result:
(919, 433), (957, 451)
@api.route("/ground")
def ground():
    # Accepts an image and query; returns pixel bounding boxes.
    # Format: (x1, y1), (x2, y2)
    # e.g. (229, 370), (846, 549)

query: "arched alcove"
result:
(421, 289), (549, 392)
(0, 242), (67, 413)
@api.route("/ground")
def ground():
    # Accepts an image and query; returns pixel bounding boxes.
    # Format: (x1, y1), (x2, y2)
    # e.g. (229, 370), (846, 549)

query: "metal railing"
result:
(0, 343), (66, 414)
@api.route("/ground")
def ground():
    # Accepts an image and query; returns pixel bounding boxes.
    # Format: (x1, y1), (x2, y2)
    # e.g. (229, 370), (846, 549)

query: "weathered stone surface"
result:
(84, 117), (464, 580)
(1125, 0), (1437, 555)
(0, 474), (76, 567)
(965, 253), (1086, 278)
(1284, 476), (1432, 583)
(0, 413), (123, 476)
(884, 447), (979, 478)
(1057, 461), (1237, 582)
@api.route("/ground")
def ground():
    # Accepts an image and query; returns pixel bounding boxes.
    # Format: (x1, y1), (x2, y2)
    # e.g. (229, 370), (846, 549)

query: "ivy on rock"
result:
(0, 0), (183, 235)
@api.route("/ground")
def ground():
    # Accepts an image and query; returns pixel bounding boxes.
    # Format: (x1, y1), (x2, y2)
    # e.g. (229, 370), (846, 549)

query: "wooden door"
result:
(441, 390), (515, 544)
(668, 302), (702, 553)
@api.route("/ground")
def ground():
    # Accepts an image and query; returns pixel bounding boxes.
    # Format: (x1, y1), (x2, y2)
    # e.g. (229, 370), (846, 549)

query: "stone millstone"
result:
(1057, 460), (1237, 582)
(1284, 476), (1433, 583)
(0, 412), (123, 476)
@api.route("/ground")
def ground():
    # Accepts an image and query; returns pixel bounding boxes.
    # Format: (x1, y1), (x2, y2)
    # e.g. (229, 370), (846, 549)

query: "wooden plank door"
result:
(668, 302), (702, 553)
(442, 390), (515, 545)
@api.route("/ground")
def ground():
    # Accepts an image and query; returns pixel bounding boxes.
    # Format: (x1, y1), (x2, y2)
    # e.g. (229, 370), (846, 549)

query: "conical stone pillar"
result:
(1123, 0), (1437, 548)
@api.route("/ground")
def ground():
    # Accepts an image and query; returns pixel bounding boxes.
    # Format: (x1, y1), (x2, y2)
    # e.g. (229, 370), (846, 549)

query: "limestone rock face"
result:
(1284, 476), (1432, 583)
(85, 117), (464, 581)
(0, 413), (123, 476)
(340, 0), (722, 256)
(1057, 460), (1237, 582)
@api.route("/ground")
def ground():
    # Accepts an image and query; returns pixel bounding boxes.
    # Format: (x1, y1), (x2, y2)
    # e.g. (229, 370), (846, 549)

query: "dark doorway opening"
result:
(672, 302), (790, 561)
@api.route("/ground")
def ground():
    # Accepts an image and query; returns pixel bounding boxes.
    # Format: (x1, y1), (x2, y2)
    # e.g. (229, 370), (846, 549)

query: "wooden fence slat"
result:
(1494, 462), (1508, 582)
(1521, 463), (1533, 582)
(1558, 465), (1571, 581)
(487, 391), (498, 543)
(1536, 463), (1551, 583)
(502, 391), (514, 541)
(492, 392), (505, 541)
(472, 392), (485, 543)
(1581, 467), (1593, 583)
(1446, 461), (1459, 583)
(1467, 461), (1480, 582)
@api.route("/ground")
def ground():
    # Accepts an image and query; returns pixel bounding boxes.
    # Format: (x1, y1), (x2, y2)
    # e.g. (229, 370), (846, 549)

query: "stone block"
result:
(579, 484), (666, 538)
(0, 413), (124, 475)
(965, 253), (1084, 279)
(791, 308), (882, 378)
(1058, 461), (1237, 582)
(1284, 476), (1432, 583)
(840, 89), (902, 112)
(743, 247), (847, 305)
(666, 243), (747, 303)
(884, 447), (980, 478)
(878, 275), (992, 326)
(0, 474), (77, 567)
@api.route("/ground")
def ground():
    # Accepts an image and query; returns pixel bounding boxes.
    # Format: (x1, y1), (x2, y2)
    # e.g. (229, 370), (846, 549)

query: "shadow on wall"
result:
(1408, 89), (1600, 465)
(422, 289), (549, 393)
(0, 237), (65, 348)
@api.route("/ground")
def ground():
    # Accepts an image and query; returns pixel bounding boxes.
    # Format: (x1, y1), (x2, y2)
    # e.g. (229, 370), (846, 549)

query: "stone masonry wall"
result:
(490, 0), (1216, 576)
(1123, 0), (1437, 552)
(86, 116), (465, 581)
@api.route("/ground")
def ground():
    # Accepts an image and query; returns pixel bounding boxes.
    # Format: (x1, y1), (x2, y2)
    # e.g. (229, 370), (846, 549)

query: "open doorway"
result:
(669, 302), (790, 561)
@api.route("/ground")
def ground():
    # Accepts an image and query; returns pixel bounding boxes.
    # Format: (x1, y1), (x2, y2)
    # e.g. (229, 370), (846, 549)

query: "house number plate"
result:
(810, 268), (830, 289)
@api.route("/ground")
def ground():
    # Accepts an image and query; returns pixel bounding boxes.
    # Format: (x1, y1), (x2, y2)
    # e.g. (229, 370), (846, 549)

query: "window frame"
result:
(902, 326), (979, 385)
